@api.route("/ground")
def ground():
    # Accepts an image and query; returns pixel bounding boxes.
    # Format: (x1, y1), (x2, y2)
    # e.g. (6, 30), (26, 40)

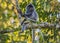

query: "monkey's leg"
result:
(21, 19), (26, 25)
(20, 23), (28, 33)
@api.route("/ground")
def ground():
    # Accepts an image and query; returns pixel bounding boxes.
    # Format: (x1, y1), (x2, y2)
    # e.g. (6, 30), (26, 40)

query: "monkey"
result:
(20, 3), (39, 32)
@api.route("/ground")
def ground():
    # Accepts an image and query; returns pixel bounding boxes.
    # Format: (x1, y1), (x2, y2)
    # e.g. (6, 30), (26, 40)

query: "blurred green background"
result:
(0, 0), (60, 43)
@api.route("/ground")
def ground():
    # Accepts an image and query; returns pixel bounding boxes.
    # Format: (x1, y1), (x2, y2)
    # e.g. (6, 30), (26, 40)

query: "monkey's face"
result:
(29, 7), (34, 11)
(26, 4), (34, 12)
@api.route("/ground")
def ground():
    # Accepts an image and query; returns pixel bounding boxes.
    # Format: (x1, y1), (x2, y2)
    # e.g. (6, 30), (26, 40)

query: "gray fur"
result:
(21, 4), (39, 32)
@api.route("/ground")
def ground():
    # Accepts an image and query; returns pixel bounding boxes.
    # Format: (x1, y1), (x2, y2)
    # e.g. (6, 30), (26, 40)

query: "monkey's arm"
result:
(25, 17), (36, 23)
(26, 12), (38, 22)
(25, 11), (33, 16)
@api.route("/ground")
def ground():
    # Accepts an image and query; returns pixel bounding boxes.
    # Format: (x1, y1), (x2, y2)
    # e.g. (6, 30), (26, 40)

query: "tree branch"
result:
(0, 22), (60, 34)
(15, 0), (23, 16)
(26, 22), (60, 29)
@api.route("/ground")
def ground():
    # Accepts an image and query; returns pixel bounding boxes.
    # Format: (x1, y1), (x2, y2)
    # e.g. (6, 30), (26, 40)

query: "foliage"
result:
(0, 0), (60, 43)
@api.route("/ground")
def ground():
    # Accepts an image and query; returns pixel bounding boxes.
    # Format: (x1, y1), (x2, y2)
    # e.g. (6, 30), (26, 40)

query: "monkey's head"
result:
(26, 4), (35, 12)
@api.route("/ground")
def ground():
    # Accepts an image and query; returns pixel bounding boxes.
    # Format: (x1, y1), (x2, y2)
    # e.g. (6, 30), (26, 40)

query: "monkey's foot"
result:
(19, 30), (24, 34)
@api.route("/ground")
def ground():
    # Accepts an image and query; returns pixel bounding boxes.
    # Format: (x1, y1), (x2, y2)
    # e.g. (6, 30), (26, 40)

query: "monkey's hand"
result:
(26, 18), (37, 23)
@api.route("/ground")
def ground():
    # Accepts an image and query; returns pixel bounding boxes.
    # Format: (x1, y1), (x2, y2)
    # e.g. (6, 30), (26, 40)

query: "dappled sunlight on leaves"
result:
(27, 35), (32, 43)
(3, 22), (7, 28)
(8, 4), (13, 10)
(0, 0), (60, 43)
(1, 2), (7, 9)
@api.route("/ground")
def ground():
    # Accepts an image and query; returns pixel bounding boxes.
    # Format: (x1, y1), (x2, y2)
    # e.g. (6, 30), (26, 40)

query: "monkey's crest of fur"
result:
(26, 3), (34, 7)
(27, 4), (33, 7)
(26, 3), (35, 10)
